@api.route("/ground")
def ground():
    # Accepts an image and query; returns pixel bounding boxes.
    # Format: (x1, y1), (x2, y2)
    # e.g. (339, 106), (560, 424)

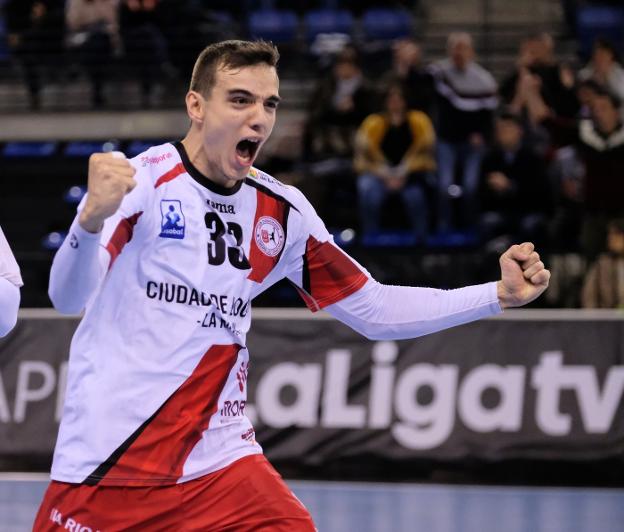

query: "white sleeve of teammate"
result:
(49, 155), (148, 314)
(0, 226), (23, 287)
(324, 279), (501, 340)
(0, 226), (22, 336)
(0, 277), (20, 337)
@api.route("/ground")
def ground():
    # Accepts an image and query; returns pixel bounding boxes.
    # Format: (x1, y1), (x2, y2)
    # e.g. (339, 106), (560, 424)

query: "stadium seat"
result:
(576, 5), (624, 59)
(0, 16), (8, 62)
(361, 8), (412, 42)
(361, 230), (419, 247)
(426, 229), (479, 249)
(247, 9), (299, 44)
(64, 141), (119, 158)
(304, 9), (354, 42)
(3, 142), (57, 158)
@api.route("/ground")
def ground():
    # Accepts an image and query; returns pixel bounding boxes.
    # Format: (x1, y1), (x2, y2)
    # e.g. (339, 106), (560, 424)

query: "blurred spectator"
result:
(581, 218), (624, 308)
(429, 32), (498, 232)
(65, 0), (120, 107)
(5, 0), (65, 109)
(500, 32), (578, 120)
(548, 145), (584, 252)
(380, 38), (435, 116)
(119, 0), (173, 107)
(576, 78), (602, 119)
(302, 46), (375, 162)
(525, 79), (624, 260)
(156, 0), (210, 82)
(578, 38), (624, 103)
(354, 84), (436, 239)
(478, 112), (552, 250)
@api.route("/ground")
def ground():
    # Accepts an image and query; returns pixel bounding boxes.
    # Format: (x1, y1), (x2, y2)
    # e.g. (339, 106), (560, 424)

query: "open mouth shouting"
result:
(235, 137), (262, 168)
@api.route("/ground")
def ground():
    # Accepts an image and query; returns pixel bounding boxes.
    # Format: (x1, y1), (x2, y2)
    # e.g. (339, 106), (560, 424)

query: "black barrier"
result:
(1, 309), (623, 479)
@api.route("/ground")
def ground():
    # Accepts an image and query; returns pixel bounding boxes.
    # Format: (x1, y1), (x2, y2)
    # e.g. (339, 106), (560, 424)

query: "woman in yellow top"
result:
(354, 83), (436, 240)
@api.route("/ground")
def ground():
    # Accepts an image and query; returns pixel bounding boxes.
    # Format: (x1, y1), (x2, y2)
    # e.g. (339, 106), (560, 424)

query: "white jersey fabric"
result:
(0, 226), (23, 288)
(0, 226), (22, 337)
(49, 142), (501, 486)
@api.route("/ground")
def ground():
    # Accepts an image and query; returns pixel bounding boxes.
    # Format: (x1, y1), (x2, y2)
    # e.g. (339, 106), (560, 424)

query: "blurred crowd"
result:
(3, 0), (221, 107)
(300, 31), (624, 309)
(2, 0), (624, 308)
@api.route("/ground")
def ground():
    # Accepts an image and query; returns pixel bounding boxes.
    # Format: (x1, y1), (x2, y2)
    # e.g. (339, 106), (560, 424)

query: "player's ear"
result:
(186, 91), (205, 125)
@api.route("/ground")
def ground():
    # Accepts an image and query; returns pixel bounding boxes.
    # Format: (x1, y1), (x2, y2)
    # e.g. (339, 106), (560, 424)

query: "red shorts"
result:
(33, 454), (316, 531)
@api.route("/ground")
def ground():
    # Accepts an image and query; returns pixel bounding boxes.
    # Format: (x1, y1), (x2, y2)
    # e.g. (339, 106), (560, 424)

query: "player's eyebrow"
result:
(228, 89), (281, 105)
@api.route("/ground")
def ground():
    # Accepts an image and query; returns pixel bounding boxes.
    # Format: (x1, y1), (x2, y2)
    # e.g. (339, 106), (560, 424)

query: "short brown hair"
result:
(189, 40), (280, 96)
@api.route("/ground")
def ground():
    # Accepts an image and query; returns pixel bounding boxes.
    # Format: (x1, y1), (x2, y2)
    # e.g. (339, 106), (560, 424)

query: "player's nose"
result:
(248, 102), (271, 134)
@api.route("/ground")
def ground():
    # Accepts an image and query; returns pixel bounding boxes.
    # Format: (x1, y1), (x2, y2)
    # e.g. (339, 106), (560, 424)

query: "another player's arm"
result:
(0, 277), (20, 337)
(49, 152), (136, 314)
(0, 227), (23, 336)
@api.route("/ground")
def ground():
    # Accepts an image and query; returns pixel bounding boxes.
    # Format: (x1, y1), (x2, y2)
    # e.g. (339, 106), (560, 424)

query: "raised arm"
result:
(49, 152), (137, 314)
(327, 243), (548, 340)
(285, 182), (549, 340)
(325, 280), (500, 340)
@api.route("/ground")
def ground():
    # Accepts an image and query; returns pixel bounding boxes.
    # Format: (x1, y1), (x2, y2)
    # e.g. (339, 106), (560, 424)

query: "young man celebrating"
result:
(0, 226), (21, 337)
(35, 40), (549, 531)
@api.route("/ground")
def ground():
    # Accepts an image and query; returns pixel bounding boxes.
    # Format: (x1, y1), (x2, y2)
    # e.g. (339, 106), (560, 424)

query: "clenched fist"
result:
(497, 242), (551, 309)
(79, 152), (137, 233)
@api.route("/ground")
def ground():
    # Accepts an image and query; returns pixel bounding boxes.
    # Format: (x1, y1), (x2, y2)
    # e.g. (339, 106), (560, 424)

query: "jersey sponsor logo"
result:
(159, 200), (185, 239)
(140, 152), (173, 166)
(254, 216), (284, 257)
(220, 399), (246, 418)
(248, 167), (284, 187)
(237, 361), (249, 392)
(241, 428), (256, 442)
(49, 508), (100, 532)
(207, 199), (236, 214)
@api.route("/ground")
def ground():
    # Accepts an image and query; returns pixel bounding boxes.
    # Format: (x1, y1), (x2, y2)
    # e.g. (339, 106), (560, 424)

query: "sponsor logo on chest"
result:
(208, 199), (236, 214)
(159, 199), (185, 239)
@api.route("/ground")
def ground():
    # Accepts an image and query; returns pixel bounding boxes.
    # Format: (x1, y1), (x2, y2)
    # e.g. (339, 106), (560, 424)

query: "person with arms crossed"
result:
(0, 226), (22, 337)
(35, 40), (550, 531)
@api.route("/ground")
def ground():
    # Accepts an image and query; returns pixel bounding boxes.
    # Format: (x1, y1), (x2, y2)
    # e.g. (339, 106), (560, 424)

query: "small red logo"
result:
(141, 152), (173, 167)
(241, 428), (256, 442)
(236, 361), (249, 392)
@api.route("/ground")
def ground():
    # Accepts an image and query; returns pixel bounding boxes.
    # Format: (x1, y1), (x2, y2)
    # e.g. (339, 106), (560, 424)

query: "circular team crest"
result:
(254, 216), (285, 257)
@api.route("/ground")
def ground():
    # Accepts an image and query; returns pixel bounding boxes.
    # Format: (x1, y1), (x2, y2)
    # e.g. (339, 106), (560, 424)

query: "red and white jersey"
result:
(50, 142), (370, 486)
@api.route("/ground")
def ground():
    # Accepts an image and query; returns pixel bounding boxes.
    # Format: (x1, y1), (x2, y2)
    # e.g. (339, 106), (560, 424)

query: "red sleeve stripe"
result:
(298, 236), (368, 312)
(105, 212), (143, 268)
(155, 162), (186, 188)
